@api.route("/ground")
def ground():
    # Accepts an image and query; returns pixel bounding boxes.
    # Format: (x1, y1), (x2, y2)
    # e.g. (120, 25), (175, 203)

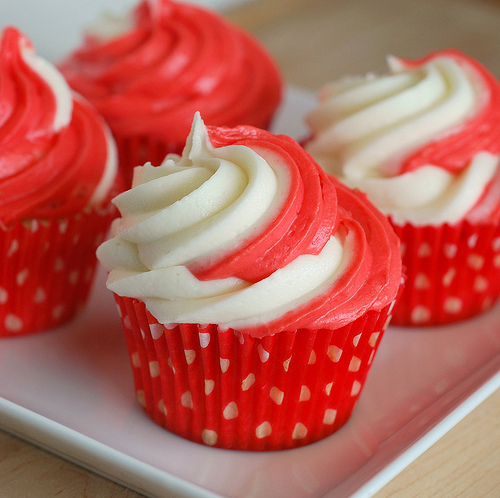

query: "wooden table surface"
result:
(2, 0), (500, 496)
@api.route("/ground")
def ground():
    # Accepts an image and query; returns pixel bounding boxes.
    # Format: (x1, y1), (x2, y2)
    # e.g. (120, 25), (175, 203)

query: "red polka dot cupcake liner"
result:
(390, 220), (500, 326)
(0, 204), (117, 337)
(113, 295), (397, 451)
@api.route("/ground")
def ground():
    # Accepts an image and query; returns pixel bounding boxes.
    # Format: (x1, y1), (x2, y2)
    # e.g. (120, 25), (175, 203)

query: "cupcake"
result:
(304, 50), (500, 326)
(58, 0), (283, 187)
(0, 27), (118, 337)
(96, 113), (402, 450)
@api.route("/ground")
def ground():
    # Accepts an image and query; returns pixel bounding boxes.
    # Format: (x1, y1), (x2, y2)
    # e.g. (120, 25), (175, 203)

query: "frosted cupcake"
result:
(0, 27), (118, 336)
(97, 113), (402, 450)
(58, 0), (283, 186)
(305, 50), (500, 326)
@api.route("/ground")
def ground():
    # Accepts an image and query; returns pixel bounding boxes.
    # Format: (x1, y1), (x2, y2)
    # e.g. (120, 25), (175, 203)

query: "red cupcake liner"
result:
(113, 294), (397, 451)
(0, 203), (117, 337)
(390, 219), (500, 326)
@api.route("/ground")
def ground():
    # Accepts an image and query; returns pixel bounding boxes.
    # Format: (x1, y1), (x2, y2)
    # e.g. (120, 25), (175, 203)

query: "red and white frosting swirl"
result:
(97, 114), (401, 337)
(58, 0), (283, 145)
(0, 27), (117, 226)
(305, 50), (500, 226)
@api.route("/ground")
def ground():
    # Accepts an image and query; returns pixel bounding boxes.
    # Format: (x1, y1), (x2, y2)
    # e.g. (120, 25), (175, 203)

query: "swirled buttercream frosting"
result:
(305, 50), (500, 226)
(0, 27), (117, 227)
(58, 0), (282, 145)
(97, 113), (401, 337)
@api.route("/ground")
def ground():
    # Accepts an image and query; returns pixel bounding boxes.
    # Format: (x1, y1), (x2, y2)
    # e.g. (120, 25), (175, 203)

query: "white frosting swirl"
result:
(97, 114), (348, 330)
(88, 117), (118, 206)
(305, 54), (500, 226)
(19, 36), (73, 132)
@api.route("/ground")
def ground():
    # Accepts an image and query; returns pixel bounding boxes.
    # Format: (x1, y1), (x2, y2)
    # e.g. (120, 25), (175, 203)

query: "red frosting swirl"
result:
(181, 126), (401, 336)
(400, 50), (500, 175)
(58, 0), (283, 145)
(0, 27), (115, 227)
(399, 50), (500, 222)
(260, 176), (402, 335)
(192, 126), (341, 284)
(188, 125), (401, 335)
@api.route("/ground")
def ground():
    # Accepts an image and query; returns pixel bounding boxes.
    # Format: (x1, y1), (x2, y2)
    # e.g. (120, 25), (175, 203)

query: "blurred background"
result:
(0, 0), (252, 60)
(224, 0), (500, 89)
(1, 0), (499, 89)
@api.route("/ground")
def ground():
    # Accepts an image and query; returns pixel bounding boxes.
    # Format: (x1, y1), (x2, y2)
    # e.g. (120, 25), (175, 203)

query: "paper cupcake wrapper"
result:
(390, 220), (500, 326)
(0, 204), (116, 337)
(114, 295), (396, 451)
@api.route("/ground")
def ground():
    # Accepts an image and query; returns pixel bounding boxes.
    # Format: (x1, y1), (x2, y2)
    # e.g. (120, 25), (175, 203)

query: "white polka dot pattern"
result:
(411, 306), (431, 324)
(115, 293), (395, 450)
(199, 332), (210, 348)
(150, 324), (163, 339)
(368, 332), (379, 348)
(442, 268), (456, 287)
(149, 361), (160, 377)
(5, 314), (23, 333)
(0, 287), (8, 305)
(292, 423), (308, 440)
(255, 421), (272, 439)
(418, 242), (432, 257)
(323, 409), (337, 425)
(299, 385), (311, 401)
(241, 373), (255, 391)
(351, 380), (362, 396)
(257, 345), (270, 363)
(348, 356), (361, 372)
(158, 399), (167, 415)
(474, 276), (488, 292)
(131, 352), (141, 368)
(443, 297), (463, 314)
(205, 380), (215, 395)
(16, 269), (29, 286)
(201, 429), (218, 446)
(181, 391), (193, 409)
(184, 350), (196, 364)
(414, 273), (430, 290)
(308, 351), (316, 365)
(327, 345), (342, 362)
(7, 239), (18, 257)
(270, 387), (284, 405)
(0, 202), (116, 336)
(223, 402), (238, 420)
(137, 390), (146, 407)
(391, 221), (500, 326)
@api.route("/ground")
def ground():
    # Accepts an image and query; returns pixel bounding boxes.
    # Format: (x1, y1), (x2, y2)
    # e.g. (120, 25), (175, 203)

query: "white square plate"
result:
(0, 87), (499, 498)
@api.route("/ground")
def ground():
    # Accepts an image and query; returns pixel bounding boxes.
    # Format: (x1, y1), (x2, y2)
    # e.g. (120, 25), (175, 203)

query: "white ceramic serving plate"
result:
(1, 88), (500, 498)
